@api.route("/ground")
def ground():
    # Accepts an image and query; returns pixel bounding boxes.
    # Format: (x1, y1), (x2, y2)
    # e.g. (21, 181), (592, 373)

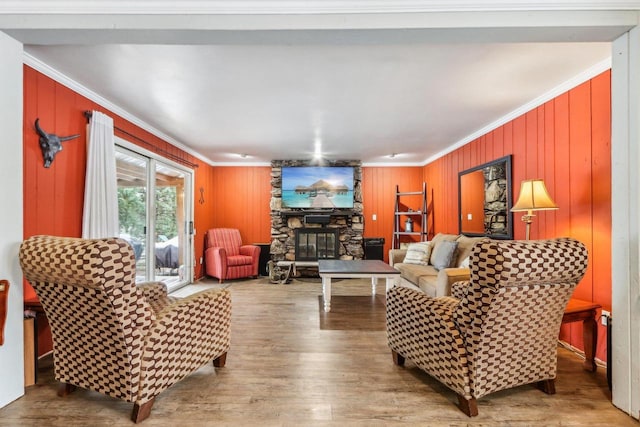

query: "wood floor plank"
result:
(1, 278), (635, 426)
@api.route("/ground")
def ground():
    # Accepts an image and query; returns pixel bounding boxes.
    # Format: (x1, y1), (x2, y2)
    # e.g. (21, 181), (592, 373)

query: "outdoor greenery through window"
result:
(118, 187), (178, 241)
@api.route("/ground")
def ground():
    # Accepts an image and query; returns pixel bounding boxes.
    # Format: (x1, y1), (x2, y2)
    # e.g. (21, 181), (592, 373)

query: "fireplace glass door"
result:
(295, 228), (339, 261)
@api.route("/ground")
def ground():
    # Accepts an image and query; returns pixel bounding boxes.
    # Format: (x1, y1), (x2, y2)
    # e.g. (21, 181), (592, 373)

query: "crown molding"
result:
(362, 162), (425, 167)
(23, 52), (216, 167)
(1, 1), (640, 14)
(211, 161), (272, 166)
(422, 56), (612, 166)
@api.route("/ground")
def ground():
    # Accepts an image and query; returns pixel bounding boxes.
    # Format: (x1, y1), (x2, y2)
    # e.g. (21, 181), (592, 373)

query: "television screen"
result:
(281, 166), (354, 209)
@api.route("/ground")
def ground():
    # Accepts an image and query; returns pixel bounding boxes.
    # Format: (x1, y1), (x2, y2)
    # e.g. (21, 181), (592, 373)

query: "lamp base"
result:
(521, 213), (534, 240)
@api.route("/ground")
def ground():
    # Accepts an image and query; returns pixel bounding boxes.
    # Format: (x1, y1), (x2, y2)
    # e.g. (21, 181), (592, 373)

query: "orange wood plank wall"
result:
(208, 166), (272, 246)
(23, 65), (219, 354)
(361, 167), (425, 262)
(423, 70), (611, 361)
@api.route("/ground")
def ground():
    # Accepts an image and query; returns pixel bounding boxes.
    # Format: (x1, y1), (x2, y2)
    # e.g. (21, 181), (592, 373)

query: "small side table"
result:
(562, 298), (602, 372)
(254, 243), (271, 276)
(24, 298), (45, 384)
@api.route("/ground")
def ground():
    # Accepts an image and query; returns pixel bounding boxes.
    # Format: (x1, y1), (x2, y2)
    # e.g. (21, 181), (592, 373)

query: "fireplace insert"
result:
(295, 228), (340, 261)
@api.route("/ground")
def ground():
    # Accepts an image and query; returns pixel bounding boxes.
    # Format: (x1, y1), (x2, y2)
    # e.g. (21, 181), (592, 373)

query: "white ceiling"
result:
(2, 2), (637, 165)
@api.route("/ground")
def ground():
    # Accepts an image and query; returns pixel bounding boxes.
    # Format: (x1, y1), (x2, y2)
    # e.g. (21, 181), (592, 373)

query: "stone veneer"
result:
(270, 160), (364, 264)
(483, 162), (509, 236)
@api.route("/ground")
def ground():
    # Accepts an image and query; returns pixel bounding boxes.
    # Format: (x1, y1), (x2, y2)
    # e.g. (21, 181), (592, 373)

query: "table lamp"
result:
(511, 179), (558, 240)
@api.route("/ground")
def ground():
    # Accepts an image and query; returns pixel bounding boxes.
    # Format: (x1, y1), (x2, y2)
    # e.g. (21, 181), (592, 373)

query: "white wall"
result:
(0, 31), (24, 407)
(611, 26), (640, 419)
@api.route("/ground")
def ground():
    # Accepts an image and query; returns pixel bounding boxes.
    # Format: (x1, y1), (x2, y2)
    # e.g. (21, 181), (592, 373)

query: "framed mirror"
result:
(458, 155), (513, 239)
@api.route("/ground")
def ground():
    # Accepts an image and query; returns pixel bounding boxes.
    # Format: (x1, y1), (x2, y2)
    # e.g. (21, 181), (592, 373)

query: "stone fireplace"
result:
(270, 160), (364, 265)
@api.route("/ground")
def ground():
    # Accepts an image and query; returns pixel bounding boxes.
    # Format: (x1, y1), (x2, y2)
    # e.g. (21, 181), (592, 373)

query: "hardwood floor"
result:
(1, 278), (635, 426)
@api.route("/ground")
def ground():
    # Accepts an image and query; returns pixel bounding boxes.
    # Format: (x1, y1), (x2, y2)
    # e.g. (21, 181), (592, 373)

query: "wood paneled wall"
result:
(23, 66), (218, 353)
(361, 167), (425, 261)
(209, 166), (272, 246)
(423, 70), (612, 361)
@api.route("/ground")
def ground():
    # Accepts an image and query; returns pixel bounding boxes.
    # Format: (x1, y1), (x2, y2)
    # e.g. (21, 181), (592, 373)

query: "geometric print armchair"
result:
(204, 228), (260, 283)
(386, 238), (588, 417)
(19, 235), (231, 423)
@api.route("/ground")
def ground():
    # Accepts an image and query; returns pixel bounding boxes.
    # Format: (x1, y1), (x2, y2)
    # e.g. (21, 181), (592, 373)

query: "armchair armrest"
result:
(435, 267), (471, 297)
(205, 246), (228, 277)
(389, 249), (407, 267)
(450, 280), (470, 300)
(386, 286), (469, 396)
(137, 282), (168, 304)
(387, 286), (459, 325)
(137, 288), (232, 404)
(239, 244), (260, 258)
(240, 245), (260, 276)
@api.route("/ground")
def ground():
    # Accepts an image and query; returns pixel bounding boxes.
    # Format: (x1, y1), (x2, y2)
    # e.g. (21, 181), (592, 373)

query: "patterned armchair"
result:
(19, 235), (231, 423)
(386, 238), (588, 417)
(205, 228), (260, 283)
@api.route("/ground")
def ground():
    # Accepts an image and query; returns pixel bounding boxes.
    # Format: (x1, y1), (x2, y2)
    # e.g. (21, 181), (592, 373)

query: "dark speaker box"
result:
(304, 215), (331, 224)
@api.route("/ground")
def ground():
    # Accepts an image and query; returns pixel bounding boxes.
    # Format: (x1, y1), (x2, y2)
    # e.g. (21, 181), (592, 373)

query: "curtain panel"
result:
(82, 111), (119, 238)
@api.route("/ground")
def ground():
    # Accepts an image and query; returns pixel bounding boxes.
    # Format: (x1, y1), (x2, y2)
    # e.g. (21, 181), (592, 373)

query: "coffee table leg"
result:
(322, 276), (332, 312)
(386, 277), (395, 292)
(371, 277), (378, 295)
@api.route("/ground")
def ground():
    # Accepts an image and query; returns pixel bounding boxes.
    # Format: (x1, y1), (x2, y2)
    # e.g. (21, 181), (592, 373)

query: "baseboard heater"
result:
(304, 215), (331, 224)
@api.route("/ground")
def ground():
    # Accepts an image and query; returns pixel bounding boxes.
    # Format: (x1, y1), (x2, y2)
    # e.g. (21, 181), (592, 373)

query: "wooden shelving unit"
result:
(392, 182), (428, 249)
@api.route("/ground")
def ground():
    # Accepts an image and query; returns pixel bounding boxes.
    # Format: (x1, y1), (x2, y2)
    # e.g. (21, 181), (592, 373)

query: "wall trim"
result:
(212, 161), (272, 167)
(423, 57), (612, 165)
(23, 52), (216, 167)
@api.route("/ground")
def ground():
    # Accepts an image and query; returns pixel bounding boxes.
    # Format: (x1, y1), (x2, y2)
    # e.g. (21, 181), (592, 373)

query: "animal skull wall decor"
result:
(34, 118), (80, 168)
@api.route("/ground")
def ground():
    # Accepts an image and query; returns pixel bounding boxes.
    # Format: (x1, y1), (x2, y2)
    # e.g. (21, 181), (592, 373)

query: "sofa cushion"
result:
(428, 233), (459, 265)
(417, 275), (438, 297)
(431, 240), (459, 270)
(394, 263), (438, 285)
(403, 242), (432, 266)
(453, 235), (487, 267)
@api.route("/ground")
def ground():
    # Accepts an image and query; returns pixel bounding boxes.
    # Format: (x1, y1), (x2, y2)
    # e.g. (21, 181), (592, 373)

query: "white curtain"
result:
(82, 111), (119, 238)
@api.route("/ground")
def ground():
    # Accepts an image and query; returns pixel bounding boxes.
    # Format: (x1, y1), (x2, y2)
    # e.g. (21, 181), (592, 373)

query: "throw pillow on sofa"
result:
(431, 240), (459, 270)
(403, 242), (432, 266)
(460, 256), (470, 268)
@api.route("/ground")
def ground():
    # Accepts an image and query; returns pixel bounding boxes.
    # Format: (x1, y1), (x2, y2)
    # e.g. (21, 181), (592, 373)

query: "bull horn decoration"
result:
(34, 118), (80, 168)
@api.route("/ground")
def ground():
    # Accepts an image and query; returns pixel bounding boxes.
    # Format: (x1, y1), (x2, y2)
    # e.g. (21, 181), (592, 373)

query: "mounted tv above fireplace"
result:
(281, 166), (354, 209)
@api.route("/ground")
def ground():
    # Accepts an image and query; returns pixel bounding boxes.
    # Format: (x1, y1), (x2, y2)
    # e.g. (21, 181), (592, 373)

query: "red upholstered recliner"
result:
(205, 228), (260, 283)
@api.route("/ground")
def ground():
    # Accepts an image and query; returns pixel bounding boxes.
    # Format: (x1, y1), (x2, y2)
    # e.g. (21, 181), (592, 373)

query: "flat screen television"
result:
(281, 166), (354, 209)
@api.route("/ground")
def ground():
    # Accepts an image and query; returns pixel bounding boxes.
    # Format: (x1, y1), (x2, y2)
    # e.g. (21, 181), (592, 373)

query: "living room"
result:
(1, 2), (640, 425)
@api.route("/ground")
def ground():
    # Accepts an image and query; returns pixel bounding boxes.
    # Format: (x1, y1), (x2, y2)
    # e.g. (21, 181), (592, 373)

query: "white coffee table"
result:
(318, 259), (400, 312)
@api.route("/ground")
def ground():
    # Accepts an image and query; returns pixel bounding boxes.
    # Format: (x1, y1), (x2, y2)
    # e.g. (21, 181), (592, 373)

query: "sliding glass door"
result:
(153, 162), (188, 287)
(115, 149), (148, 279)
(115, 142), (193, 291)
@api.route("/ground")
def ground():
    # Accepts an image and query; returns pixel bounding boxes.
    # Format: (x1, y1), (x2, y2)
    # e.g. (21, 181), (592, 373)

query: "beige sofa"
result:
(389, 233), (487, 297)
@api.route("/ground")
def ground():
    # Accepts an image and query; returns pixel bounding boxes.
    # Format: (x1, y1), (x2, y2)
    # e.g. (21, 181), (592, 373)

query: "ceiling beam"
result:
(0, 8), (637, 45)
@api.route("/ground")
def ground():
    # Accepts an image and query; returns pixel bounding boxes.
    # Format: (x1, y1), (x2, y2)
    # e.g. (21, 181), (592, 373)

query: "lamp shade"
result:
(511, 179), (559, 212)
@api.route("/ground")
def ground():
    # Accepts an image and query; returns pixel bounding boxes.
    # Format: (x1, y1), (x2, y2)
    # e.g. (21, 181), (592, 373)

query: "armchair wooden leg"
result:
(457, 395), (478, 417)
(536, 379), (556, 395)
(213, 352), (227, 368)
(131, 399), (155, 423)
(57, 383), (77, 397)
(391, 350), (405, 366)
